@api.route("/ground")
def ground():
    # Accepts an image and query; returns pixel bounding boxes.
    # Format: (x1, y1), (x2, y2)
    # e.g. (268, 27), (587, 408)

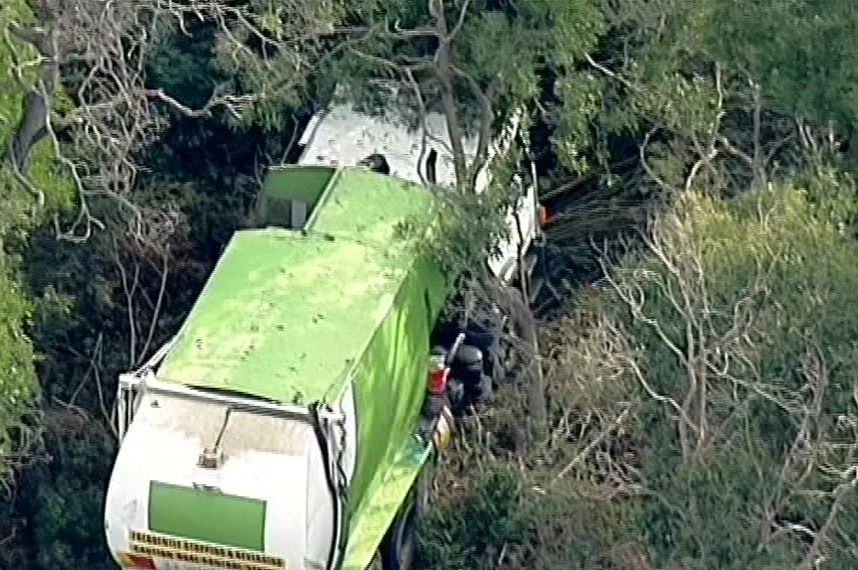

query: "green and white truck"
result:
(104, 100), (545, 570)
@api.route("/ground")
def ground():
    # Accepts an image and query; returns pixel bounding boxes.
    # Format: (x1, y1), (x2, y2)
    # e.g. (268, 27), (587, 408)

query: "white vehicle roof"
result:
(297, 101), (480, 190)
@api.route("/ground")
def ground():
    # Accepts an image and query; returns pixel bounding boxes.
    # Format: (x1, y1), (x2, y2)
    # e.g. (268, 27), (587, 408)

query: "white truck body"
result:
(105, 372), (352, 570)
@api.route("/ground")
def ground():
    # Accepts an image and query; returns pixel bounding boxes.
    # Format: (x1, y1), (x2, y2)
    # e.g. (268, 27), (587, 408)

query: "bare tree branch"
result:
(3, 0), (350, 244)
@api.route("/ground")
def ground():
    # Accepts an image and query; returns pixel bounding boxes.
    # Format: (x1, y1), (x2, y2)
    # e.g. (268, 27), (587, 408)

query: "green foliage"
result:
(701, 0), (858, 126)
(4, 410), (115, 570)
(146, 24), (232, 112)
(592, 176), (858, 568)
(394, 126), (525, 288)
(548, 0), (858, 195)
(0, 0), (74, 489)
(418, 418), (646, 570)
(207, 0), (354, 130)
(420, 465), (525, 570)
(420, 173), (858, 570)
(0, 1), (75, 233)
(0, 259), (38, 483)
(399, 181), (511, 281)
(323, 0), (603, 135)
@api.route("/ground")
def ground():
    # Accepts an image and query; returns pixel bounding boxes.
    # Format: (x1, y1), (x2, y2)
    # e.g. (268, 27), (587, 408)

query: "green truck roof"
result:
(157, 166), (438, 403)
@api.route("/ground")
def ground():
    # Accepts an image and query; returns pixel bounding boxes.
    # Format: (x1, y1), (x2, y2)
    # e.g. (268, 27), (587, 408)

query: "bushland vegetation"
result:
(1, 1), (857, 568)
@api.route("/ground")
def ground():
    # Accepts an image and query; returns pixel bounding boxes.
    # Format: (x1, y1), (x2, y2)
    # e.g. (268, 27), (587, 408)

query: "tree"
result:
(0, 0), (75, 494)
(540, 0), (858, 207)
(4, 0), (359, 244)
(318, 0), (602, 190)
(596, 174), (858, 568)
(421, 171), (858, 570)
(538, 0), (858, 289)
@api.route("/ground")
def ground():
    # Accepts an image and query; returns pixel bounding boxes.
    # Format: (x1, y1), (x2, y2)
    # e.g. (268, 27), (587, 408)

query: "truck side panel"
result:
(342, 254), (447, 569)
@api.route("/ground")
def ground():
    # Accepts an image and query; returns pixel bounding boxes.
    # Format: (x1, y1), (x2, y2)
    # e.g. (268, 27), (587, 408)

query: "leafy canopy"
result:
(595, 172), (858, 569)
(0, 0), (75, 485)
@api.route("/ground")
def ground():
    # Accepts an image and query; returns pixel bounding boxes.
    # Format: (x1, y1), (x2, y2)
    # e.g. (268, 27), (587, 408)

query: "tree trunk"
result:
(430, 0), (469, 191)
(500, 282), (548, 443)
